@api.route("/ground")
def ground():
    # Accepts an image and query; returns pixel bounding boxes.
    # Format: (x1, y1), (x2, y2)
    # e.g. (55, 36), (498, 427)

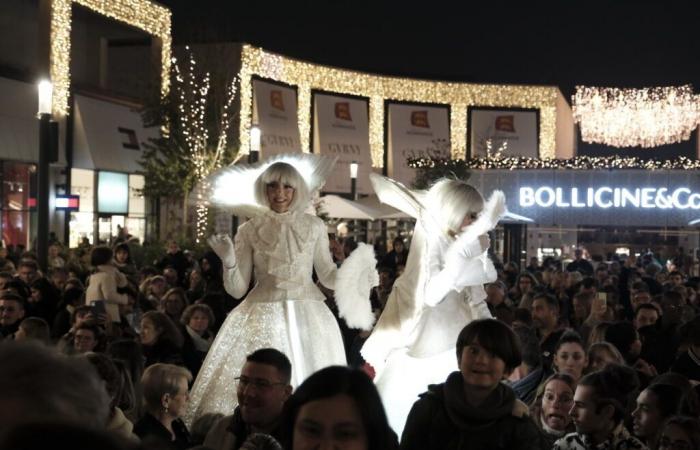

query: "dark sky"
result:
(157, 1), (700, 157)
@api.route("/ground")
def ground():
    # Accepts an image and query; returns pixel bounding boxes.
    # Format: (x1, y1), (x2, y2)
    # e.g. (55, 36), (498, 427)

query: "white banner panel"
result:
(469, 107), (539, 158)
(253, 79), (301, 156)
(313, 93), (372, 194)
(388, 103), (450, 186)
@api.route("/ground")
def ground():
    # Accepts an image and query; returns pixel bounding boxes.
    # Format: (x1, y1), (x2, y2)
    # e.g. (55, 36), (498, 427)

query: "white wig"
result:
(425, 178), (484, 235)
(254, 162), (311, 212)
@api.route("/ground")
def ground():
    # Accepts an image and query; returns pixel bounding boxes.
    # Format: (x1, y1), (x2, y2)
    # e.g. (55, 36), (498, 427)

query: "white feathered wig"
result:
(425, 178), (484, 236)
(253, 162), (311, 212)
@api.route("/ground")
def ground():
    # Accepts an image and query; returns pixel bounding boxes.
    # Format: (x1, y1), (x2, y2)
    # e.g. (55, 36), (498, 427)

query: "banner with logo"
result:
(468, 107), (539, 158)
(313, 93), (372, 194)
(253, 79), (301, 156)
(388, 103), (451, 186)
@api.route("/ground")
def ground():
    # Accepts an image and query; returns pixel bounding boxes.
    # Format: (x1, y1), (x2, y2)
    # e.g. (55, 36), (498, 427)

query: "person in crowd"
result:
(51, 286), (84, 340)
(160, 287), (189, 324)
(381, 237), (409, 272)
(73, 322), (103, 354)
(531, 292), (566, 368)
(510, 324), (547, 405)
(656, 416), (700, 450)
(671, 315), (700, 382)
(134, 363), (193, 449)
(283, 365), (398, 450)
(509, 271), (538, 308)
(486, 280), (514, 325)
(85, 246), (129, 324)
(84, 352), (139, 445)
(552, 331), (588, 382)
(571, 292), (592, 333)
(48, 242), (66, 269)
(49, 266), (69, 292)
(566, 248), (594, 277)
(369, 266), (394, 313)
(141, 275), (168, 311)
(587, 321), (614, 347)
(530, 373), (577, 448)
(158, 240), (190, 288)
(27, 277), (60, 324)
(553, 364), (645, 450)
(113, 242), (138, 285)
(0, 292), (25, 338)
(56, 304), (92, 352)
(163, 266), (180, 289)
(186, 268), (206, 304)
(401, 319), (542, 450)
(14, 316), (50, 344)
(585, 341), (625, 373)
(16, 260), (40, 285)
(361, 176), (504, 436)
(631, 383), (685, 448)
(0, 341), (110, 431)
(180, 303), (215, 378)
(186, 155), (377, 423)
(204, 348), (293, 450)
(107, 339), (146, 421)
(140, 310), (184, 367)
(634, 303), (661, 330)
(605, 321), (657, 383)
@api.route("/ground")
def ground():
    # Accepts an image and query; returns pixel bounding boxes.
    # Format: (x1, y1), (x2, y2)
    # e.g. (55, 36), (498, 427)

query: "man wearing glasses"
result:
(204, 348), (292, 450)
(0, 293), (25, 339)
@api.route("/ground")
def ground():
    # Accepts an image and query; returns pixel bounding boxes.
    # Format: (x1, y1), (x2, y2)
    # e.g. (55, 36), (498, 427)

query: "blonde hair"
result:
(254, 162), (310, 212)
(141, 363), (192, 414)
(426, 179), (484, 235)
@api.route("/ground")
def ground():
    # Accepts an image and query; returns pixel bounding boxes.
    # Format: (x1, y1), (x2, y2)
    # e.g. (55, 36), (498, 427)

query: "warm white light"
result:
(38, 80), (53, 115)
(250, 125), (261, 152)
(572, 85), (700, 148)
(350, 161), (358, 179)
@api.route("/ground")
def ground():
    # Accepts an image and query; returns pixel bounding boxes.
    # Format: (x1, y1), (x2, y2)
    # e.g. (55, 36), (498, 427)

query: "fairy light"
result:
(49, 0), (171, 116)
(573, 85), (700, 148)
(238, 45), (558, 167)
(174, 48), (239, 242)
(409, 155), (700, 171)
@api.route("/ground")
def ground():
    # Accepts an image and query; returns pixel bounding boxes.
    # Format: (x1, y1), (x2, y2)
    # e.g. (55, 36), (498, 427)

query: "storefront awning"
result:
(0, 77), (41, 163)
(73, 94), (159, 173)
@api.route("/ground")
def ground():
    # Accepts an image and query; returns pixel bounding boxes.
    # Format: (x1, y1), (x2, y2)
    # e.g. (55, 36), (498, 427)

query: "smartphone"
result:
(596, 292), (607, 306)
(91, 300), (107, 317)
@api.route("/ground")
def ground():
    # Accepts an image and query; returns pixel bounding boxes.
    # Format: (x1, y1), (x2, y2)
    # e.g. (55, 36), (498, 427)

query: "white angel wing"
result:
(448, 190), (506, 256)
(369, 173), (426, 220)
(191, 153), (338, 216)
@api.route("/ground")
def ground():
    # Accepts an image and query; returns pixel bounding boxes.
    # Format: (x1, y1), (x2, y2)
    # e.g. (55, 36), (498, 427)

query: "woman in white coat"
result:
(85, 246), (129, 324)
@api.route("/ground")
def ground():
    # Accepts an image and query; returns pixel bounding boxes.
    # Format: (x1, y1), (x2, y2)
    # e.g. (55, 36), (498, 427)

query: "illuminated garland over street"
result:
(409, 155), (700, 171)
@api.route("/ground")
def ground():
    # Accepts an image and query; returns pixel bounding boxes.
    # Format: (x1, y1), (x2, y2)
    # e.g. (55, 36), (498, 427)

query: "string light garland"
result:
(409, 155), (700, 171)
(174, 48), (239, 243)
(238, 45), (558, 167)
(50, 0), (171, 116)
(572, 85), (700, 148)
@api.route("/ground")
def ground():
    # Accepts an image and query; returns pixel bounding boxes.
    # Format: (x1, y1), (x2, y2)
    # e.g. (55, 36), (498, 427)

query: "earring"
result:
(164, 405), (169, 414)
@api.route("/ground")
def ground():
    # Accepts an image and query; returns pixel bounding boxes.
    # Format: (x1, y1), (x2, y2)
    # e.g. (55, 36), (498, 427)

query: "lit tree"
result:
(140, 47), (239, 243)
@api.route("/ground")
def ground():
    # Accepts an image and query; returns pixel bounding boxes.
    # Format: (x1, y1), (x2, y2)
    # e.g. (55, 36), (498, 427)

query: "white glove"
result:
(443, 247), (490, 293)
(450, 233), (490, 259)
(469, 299), (493, 320)
(207, 234), (237, 269)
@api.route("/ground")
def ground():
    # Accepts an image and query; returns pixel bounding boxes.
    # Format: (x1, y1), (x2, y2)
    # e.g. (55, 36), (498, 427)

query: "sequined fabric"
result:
(184, 211), (346, 424)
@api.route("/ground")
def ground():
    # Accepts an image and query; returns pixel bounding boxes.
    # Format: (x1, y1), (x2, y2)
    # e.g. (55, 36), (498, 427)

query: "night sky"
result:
(157, 2), (700, 157)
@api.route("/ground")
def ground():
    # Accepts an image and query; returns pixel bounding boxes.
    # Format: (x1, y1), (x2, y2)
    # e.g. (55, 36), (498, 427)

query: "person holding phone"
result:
(86, 246), (129, 324)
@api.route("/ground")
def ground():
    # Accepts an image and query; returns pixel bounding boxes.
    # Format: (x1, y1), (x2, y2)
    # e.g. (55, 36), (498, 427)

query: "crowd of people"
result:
(0, 156), (699, 449)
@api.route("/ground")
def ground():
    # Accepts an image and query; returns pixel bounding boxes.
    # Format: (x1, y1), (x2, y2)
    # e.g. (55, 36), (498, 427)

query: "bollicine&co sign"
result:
(520, 187), (700, 210)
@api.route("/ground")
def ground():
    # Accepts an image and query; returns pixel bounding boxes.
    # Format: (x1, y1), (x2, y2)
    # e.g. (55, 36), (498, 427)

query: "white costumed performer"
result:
(361, 174), (506, 436)
(184, 153), (378, 423)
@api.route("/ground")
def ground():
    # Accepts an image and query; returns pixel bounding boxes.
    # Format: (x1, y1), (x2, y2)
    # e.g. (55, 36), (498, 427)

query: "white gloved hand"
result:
(451, 233), (490, 259)
(469, 299), (493, 320)
(207, 234), (237, 269)
(442, 245), (489, 293)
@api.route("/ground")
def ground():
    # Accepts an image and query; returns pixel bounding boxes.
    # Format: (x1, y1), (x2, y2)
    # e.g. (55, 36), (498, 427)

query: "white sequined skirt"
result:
(184, 298), (346, 423)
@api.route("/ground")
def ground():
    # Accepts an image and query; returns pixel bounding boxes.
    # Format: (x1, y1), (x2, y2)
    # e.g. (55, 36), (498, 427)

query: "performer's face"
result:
(459, 211), (479, 230)
(266, 180), (295, 213)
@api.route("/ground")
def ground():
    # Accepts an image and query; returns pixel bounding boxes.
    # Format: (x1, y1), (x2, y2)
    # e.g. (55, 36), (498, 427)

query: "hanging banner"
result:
(468, 107), (539, 158)
(388, 103), (450, 186)
(313, 93), (372, 194)
(252, 79), (301, 156)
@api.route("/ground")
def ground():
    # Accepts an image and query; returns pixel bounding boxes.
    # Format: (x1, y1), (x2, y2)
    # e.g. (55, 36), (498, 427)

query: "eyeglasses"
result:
(0, 306), (16, 312)
(658, 437), (691, 450)
(235, 376), (286, 392)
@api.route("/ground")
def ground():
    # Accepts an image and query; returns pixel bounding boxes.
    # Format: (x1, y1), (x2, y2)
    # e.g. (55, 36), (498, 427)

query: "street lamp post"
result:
(37, 80), (52, 272)
(249, 124), (261, 164)
(350, 160), (358, 201)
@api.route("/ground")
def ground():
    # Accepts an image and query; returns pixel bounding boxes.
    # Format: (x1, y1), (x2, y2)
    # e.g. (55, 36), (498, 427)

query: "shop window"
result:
(98, 171), (128, 214)
(1, 162), (35, 248)
(69, 212), (94, 248)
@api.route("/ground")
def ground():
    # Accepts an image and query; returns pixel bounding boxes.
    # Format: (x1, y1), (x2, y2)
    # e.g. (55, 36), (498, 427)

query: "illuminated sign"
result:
(55, 194), (80, 210)
(520, 187), (700, 210)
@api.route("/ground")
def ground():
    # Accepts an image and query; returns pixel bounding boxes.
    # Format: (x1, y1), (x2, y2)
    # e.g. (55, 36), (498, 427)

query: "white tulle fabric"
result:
(184, 210), (346, 423)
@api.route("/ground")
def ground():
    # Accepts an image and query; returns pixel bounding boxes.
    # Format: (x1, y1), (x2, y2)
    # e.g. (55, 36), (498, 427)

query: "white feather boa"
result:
(334, 243), (378, 331)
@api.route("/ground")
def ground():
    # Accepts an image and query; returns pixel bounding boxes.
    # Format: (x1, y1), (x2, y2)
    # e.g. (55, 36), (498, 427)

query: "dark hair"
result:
(90, 246), (113, 267)
(106, 339), (144, 417)
(530, 372), (577, 420)
(283, 366), (397, 450)
(660, 416), (700, 450)
(580, 277), (597, 290)
(18, 317), (50, 344)
(604, 321), (638, 360)
(578, 363), (639, 425)
(513, 307), (533, 326)
(0, 292), (25, 307)
(141, 311), (183, 349)
(246, 348), (292, 384)
(17, 260), (38, 271)
(653, 372), (700, 417)
(678, 316), (700, 346)
(634, 302), (661, 317)
(113, 243), (132, 263)
(554, 330), (585, 356)
(631, 281), (650, 292)
(62, 287), (84, 307)
(84, 352), (122, 410)
(513, 325), (541, 369)
(456, 319), (522, 372)
(643, 383), (684, 420)
(532, 292), (559, 311)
